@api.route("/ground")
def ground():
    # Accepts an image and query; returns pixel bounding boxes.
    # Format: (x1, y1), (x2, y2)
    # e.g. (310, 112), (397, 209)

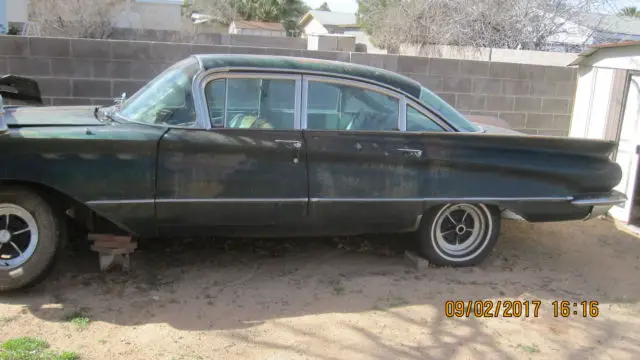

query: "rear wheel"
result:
(416, 203), (500, 266)
(0, 187), (64, 292)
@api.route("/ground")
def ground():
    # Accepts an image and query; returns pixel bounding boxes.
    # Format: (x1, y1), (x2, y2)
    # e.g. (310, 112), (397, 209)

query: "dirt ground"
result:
(1, 218), (640, 360)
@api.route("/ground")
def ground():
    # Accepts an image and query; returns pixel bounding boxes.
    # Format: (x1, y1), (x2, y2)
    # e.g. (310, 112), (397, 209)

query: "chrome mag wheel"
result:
(430, 203), (493, 262)
(0, 204), (39, 269)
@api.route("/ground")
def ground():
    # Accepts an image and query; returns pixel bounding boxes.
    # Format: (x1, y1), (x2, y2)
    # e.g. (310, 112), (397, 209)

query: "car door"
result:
(301, 76), (429, 233)
(156, 72), (308, 235)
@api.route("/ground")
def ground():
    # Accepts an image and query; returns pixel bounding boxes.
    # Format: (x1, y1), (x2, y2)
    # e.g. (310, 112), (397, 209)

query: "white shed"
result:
(569, 41), (640, 228)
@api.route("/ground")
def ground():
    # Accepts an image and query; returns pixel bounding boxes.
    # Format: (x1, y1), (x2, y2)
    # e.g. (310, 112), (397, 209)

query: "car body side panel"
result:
(303, 130), (425, 234)
(305, 130), (620, 224)
(0, 122), (165, 236)
(155, 128), (309, 236)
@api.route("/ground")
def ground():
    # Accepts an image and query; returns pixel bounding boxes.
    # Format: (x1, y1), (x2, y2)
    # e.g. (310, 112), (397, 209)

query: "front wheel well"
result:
(0, 180), (126, 236)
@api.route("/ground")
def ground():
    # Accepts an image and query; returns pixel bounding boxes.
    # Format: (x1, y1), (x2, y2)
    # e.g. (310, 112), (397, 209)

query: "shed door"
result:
(610, 75), (640, 223)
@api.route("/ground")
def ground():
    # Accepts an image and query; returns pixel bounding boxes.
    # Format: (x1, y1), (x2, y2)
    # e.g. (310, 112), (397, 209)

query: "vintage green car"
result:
(0, 55), (626, 291)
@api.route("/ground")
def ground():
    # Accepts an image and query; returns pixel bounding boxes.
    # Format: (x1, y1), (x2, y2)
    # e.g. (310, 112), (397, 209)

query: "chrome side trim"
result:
(87, 196), (579, 206)
(155, 198), (308, 203)
(309, 196), (574, 202)
(571, 195), (627, 207)
(86, 199), (155, 205)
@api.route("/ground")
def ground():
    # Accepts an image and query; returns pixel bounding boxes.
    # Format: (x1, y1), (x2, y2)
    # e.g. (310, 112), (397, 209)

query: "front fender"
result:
(0, 123), (167, 236)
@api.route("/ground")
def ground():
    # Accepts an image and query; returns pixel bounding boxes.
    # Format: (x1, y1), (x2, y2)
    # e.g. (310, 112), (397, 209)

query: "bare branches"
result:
(29, 0), (124, 39)
(357, 0), (616, 51)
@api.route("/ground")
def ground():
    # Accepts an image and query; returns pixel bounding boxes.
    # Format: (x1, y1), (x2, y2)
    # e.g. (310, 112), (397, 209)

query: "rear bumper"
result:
(571, 191), (627, 220)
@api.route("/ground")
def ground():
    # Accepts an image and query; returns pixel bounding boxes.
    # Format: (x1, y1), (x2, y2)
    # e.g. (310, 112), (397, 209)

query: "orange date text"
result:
(444, 300), (541, 318)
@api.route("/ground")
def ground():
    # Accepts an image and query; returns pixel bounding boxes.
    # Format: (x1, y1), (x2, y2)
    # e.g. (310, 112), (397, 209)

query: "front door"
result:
(610, 74), (640, 223)
(302, 76), (423, 234)
(156, 73), (308, 235)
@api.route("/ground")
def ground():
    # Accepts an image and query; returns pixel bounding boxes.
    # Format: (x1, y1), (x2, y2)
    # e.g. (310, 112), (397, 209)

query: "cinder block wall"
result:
(0, 36), (576, 136)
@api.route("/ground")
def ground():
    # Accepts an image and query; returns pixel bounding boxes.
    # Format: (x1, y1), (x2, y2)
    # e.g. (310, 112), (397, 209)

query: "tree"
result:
(192, 0), (310, 31)
(618, 6), (640, 17)
(29, 0), (123, 39)
(317, 2), (331, 11)
(357, 0), (615, 52)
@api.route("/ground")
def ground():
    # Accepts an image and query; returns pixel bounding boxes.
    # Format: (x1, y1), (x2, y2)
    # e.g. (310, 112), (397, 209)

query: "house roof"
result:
(299, 10), (358, 27)
(575, 13), (640, 36)
(568, 40), (640, 66)
(231, 20), (285, 31)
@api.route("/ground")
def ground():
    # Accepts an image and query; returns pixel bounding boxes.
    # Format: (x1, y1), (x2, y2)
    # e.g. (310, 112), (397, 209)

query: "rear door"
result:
(156, 73), (308, 234)
(610, 74), (640, 223)
(301, 76), (427, 233)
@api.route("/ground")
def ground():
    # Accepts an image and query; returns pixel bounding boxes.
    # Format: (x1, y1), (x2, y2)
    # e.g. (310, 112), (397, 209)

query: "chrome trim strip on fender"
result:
(87, 196), (580, 206)
(571, 193), (627, 207)
(86, 199), (155, 205)
(155, 198), (309, 203)
(309, 196), (575, 202)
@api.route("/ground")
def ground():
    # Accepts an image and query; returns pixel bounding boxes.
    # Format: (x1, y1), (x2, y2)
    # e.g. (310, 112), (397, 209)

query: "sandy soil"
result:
(1, 219), (640, 360)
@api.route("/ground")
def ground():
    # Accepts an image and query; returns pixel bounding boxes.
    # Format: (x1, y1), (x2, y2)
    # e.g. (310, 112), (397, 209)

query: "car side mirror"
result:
(0, 94), (7, 134)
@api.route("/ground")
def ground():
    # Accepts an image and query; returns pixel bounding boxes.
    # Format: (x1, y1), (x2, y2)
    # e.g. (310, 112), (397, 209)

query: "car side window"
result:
(306, 81), (399, 131)
(205, 77), (296, 130)
(406, 105), (446, 132)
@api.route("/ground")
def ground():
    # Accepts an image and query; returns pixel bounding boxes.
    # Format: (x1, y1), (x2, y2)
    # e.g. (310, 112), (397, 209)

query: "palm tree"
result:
(619, 6), (640, 18)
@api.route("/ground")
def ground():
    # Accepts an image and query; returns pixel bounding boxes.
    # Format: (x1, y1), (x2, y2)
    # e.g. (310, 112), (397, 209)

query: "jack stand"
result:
(88, 234), (137, 272)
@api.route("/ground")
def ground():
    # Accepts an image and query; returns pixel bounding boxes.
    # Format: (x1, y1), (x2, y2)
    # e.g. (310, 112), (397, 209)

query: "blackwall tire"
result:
(0, 187), (64, 292)
(416, 203), (500, 267)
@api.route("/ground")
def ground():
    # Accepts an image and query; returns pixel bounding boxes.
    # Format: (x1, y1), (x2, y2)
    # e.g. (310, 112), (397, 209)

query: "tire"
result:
(416, 203), (500, 267)
(0, 187), (64, 292)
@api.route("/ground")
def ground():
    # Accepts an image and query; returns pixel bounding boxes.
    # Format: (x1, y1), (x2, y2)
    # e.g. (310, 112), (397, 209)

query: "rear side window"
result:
(406, 105), (445, 132)
(419, 86), (480, 132)
(205, 77), (296, 130)
(306, 80), (399, 131)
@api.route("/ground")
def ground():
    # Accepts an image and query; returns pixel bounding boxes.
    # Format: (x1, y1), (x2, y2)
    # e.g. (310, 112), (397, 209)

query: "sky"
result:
(303, 0), (358, 14)
(303, 0), (639, 15)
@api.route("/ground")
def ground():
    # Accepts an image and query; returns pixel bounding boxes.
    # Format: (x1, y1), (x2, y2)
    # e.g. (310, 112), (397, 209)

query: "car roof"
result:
(194, 54), (423, 99)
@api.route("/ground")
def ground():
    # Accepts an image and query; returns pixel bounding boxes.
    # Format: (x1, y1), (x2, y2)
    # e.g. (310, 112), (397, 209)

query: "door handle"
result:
(275, 139), (302, 149)
(396, 148), (423, 158)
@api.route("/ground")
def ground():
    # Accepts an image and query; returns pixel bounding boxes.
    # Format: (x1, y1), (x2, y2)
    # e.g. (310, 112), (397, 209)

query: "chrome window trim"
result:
(405, 98), (455, 132)
(301, 75), (309, 129)
(113, 58), (208, 130)
(196, 71), (303, 130)
(399, 96), (407, 131)
(192, 66), (465, 132)
(302, 75), (403, 132)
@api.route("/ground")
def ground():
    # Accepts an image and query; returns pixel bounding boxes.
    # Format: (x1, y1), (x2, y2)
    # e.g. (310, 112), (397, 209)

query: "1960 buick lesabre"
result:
(0, 54), (626, 291)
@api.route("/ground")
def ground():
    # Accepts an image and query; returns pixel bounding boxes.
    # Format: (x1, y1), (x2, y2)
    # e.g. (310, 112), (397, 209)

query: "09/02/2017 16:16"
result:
(444, 300), (600, 318)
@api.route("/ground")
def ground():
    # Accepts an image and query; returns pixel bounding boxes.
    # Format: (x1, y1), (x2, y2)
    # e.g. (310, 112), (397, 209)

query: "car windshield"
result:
(419, 87), (481, 132)
(116, 58), (200, 126)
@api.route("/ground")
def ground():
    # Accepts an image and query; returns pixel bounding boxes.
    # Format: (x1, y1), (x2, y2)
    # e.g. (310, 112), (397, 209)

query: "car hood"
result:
(2, 105), (104, 126)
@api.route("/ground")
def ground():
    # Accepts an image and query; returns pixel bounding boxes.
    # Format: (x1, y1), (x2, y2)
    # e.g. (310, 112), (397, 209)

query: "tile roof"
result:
(232, 20), (285, 31)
